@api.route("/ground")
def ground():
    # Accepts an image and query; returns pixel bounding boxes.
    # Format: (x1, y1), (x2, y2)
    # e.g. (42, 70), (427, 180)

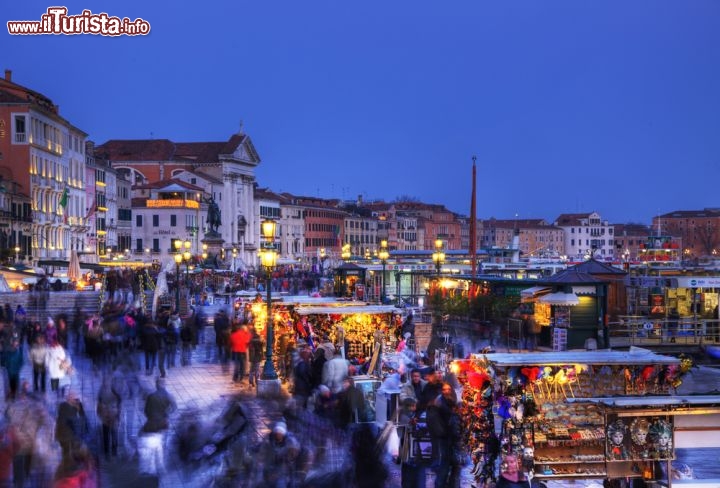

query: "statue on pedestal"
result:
(205, 197), (221, 236)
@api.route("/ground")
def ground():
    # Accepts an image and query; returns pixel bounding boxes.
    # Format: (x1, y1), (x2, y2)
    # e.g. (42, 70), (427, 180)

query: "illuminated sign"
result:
(147, 199), (199, 209)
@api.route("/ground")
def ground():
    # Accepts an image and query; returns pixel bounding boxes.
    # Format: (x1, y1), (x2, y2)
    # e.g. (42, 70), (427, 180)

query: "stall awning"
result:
(567, 395), (720, 416)
(476, 347), (680, 366)
(520, 286), (551, 302)
(538, 291), (580, 306)
(297, 305), (400, 316)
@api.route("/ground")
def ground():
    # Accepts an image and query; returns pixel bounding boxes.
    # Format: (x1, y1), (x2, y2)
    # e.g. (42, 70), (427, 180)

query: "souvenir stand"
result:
(295, 303), (403, 425)
(450, 348), (699, 488)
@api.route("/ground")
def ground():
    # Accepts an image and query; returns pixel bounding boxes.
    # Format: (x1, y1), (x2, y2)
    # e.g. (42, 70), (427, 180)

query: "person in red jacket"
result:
(229, 324), (252, 383)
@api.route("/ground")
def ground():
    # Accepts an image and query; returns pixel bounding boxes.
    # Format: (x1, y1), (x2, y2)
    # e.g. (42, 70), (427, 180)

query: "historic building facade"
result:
(0, 70), (88, 264)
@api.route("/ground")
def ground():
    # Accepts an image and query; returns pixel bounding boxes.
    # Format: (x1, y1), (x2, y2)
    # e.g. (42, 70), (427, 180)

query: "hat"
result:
(272, 421), (287, 436)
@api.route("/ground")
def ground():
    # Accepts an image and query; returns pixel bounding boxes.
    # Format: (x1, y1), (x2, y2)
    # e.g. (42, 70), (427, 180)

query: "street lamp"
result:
(183, 250), (191, 285)
(14, 246), (20, 263)
(174, 253), (182, 312)
(379, 240), (389, 303)
(341, 243), (351, 261)
(432, 239), (445, 277)
(259, 218), (279, 383)
(232, 248), (238, 272)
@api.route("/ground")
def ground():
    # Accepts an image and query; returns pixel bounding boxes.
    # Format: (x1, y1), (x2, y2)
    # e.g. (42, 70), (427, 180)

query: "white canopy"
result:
(473, 347), (679, 366)
(296, 305), (400, 316)
(521, 286), (551, 302)
(538, 291), (580, 306)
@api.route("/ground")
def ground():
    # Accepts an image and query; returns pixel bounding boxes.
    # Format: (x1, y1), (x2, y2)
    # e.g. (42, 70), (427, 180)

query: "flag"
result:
(85, 194), (97, 219)
(59, 187), (69, 224)
(59, 187), (69, 208)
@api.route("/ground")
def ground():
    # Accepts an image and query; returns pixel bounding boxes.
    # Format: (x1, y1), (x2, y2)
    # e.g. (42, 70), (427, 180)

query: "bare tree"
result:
(695, 221), (720, 257)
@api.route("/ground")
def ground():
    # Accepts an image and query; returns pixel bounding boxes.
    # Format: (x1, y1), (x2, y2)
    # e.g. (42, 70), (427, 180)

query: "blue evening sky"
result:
(3, 1), (719, 224)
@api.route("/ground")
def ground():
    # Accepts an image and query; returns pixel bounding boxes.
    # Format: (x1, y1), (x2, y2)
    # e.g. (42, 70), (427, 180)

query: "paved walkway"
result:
(8, 326), (719, 488)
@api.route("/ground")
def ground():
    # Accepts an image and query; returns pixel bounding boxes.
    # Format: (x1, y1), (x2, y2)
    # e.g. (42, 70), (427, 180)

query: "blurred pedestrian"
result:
(7, 384), (48, 487)
(30, 335), (48, 393)
(139, 378), (176, 486)
(55, 390), (88, 465)
(97, 374), (122, 458)
(47, 339), (71, 399)
(292, 348), (314, 408)
(1, 337), (23, 400)
(229, 324), (251, 383)
(180, 320), (194, 367)
(248, 327), (263, 387)
(165, 313), (180, 369)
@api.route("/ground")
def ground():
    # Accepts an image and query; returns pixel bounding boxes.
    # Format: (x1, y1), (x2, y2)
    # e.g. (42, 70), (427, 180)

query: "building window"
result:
(136, 215), (143, 227)
(153, 215), (159, 227)
(153, 238), (160, 252)
(170, 215), (177, 227)
(136, 239), (143, 252)
(13, 115), (27, 143)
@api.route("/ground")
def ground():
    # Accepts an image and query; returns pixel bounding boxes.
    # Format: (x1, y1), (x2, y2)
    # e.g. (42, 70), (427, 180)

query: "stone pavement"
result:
(9, 327), (719, 488)
(11, 331), (287, 488)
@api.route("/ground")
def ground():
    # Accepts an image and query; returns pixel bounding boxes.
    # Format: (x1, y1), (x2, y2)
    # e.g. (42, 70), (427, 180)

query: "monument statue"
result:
(205, 196), (222, 235)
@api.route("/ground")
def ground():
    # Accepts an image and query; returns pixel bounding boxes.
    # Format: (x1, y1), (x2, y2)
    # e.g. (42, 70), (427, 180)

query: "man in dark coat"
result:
(143, 378), (176, 433)
(55, 390), (88, 463)
(292, 348), (314, 408)
(214, 310), (230, 367)
(426, 383), (462, 488)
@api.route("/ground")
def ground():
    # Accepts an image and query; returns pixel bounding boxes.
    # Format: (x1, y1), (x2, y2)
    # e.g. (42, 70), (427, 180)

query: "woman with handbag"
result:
(47, 339), (71, 399)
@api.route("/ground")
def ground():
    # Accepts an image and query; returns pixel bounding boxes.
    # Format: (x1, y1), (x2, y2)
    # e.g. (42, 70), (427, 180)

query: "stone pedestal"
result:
(201, 235), (224, 262)
(257, 378), (282, 398)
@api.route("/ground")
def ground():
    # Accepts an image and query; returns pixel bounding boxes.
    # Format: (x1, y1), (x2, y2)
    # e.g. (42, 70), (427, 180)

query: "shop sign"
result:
(676, 276), (720, 288)
(384, 264), (432, 271)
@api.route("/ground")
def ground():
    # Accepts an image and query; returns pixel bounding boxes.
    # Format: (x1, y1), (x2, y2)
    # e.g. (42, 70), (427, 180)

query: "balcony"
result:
(14, 133), (26, 143)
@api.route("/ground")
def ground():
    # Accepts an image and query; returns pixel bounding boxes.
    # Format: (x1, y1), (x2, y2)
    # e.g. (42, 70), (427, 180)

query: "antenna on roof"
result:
(238, 120), (244, 135)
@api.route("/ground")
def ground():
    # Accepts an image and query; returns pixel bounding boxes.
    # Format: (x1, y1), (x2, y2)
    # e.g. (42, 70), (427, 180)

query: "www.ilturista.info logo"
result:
(7, 7), (151, 36)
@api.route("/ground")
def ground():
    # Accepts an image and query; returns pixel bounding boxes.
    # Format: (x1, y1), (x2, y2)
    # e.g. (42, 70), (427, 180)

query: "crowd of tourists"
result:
(0, 273), (472, 488)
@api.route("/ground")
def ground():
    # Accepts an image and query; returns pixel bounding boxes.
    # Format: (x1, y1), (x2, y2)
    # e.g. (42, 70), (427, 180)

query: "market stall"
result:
(450, 348), (707, 488)
(295, 304), (401, 363)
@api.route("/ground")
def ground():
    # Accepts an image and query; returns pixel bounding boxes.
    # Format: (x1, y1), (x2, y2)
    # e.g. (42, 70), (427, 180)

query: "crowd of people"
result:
(0, 272), (480, 488)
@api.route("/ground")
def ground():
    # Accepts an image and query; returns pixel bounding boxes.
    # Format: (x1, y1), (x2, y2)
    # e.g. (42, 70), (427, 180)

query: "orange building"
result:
(654, 209), (720, 259)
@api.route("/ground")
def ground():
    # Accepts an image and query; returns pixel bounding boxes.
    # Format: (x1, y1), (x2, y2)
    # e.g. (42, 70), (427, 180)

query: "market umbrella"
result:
(68, 250), (82, 282)
(538, 291), (580, 306)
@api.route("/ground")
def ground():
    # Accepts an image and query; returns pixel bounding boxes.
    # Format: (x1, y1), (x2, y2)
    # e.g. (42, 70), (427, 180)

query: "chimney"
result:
(4, 70), (11, 82)
(357, 194), (363, 206)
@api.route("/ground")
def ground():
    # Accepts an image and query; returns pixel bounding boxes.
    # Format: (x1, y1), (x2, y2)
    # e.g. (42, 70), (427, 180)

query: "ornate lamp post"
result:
(183, 249), (191, 285)
(258, 218), (281, 397)
(174, 253), (182, 312)
(14, 246), (20, 264)
(432, 239), (445, 277)
(379, 239), (389, 303)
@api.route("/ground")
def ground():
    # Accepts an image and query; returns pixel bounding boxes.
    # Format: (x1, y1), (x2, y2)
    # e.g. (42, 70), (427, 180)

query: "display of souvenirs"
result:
(648, 418), (673, 460)
(606, 419), (630, 460)
(629, 418), (651, 459)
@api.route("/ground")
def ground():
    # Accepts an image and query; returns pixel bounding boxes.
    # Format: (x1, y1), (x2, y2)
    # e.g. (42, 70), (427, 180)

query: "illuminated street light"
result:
(259, 218), (279, 390)
(341, 243), (351, 261)
(378, 240), (389, 303)
(174, 253), (182, 312)
(432, 239), (445, 277)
